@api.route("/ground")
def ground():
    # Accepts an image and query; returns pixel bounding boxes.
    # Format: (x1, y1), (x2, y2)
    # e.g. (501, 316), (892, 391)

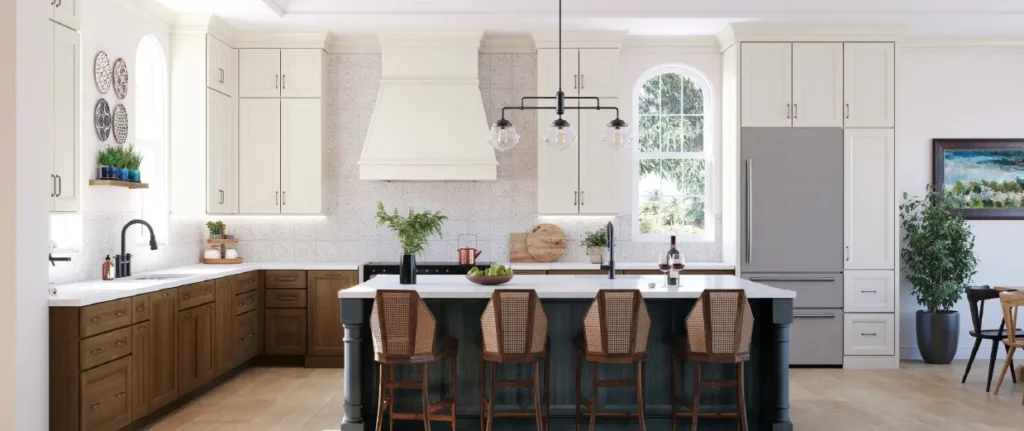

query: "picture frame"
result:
(933, 138), (1024, 220)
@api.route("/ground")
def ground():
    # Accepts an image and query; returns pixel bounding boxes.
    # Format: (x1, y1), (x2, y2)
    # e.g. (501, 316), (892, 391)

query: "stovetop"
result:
(361, 261), (493, 281)
(363, 261), (493, 267)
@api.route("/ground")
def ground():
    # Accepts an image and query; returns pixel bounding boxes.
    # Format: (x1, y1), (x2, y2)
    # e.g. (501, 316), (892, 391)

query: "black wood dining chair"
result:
(963, 285), (1023, 391)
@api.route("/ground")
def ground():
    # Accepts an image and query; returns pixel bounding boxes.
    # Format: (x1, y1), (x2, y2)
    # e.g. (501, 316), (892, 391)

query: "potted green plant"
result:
(581, 229), (607, 264)
(97, 147), (117, 179)
(900, 186), (978, 364)
(375, 202), (447, 284)
(125, 144), (143, 183)
(206, 221), (225, 239)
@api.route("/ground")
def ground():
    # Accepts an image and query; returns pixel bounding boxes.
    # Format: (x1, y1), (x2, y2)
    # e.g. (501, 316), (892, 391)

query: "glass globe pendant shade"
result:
(544, 117), (577, 151)
(487, 118), (520, 151)
(602, 118), (633, 150)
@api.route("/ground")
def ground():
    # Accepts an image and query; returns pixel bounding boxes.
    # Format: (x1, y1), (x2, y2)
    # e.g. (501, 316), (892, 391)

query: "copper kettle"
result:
(457, 234), (483, 265)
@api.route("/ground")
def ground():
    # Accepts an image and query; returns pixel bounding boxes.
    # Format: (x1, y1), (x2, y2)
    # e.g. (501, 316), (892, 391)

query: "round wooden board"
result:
(526, 223), (566, 263)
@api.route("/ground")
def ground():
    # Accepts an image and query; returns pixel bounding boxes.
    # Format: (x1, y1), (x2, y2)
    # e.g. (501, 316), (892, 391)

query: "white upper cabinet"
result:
(792, 43), (844, 128)
(741, 43), (792, 127)
(537, 48), (579, 96)
(53, 0), (79, 30)
(52, 23), (79, 212)
(578, 99), (620, 214)
(844, 129), (895, 270)
(239, 49), (282, 98)
(206, 35), (235, 97)
(578, 49), (620, 98)
(206, 89), (237, 214)
(280, 99), (322, 214)
(280, 50), (322, 98)
(844, 43), (895, 128)
(536, 109), (580, 214)
(238, 99), (282, 214)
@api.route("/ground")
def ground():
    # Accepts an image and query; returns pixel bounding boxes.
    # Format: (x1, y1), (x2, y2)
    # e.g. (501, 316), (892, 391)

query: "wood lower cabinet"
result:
(81, 356), (132, 431)
(131, 322), (152, 420)
(214, 277), (236, 375)
(179, 303), (216, 395)
(234, 310), (259, 365)
(265, 309), (307, 355)
(308, 271), (357, 356)
(148, 289), (178, 411)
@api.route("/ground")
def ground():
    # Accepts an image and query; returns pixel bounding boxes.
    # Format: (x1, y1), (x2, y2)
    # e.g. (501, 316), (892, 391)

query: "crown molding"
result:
(233, 32), (329, 49)
(623, 35), (719, 51)
(900, 36), (1024, 47)
(717, 22), (906, 49)
(110, 0), (175, 33)
(531, 30), (627, 49)
(481, 33), (535, 53)
(172, 14), (237, 45)
(326, 34), (380, 54)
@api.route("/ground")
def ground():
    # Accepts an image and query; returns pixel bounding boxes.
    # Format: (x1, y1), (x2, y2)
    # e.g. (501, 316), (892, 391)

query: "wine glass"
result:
(671, 253), (686, 271)
(658, 254), (670, 274)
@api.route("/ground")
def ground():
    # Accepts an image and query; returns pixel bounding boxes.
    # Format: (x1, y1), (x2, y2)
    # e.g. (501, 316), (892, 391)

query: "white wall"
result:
(897, 45), (1024, 360)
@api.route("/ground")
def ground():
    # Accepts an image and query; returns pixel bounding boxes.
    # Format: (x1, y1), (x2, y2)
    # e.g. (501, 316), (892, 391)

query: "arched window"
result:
(134, 35), (168, 243)
(633, 65), (713, 241)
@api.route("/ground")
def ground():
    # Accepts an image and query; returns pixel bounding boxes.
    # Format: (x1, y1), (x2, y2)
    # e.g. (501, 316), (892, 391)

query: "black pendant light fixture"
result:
(486, 0), (632, 152)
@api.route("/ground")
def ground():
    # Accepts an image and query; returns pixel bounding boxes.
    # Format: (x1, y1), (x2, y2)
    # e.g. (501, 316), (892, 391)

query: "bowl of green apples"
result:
(466, 264), (514, 285)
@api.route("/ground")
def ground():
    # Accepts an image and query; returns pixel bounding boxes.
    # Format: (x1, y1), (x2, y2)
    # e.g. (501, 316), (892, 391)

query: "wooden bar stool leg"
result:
(737, 363), (748, 431)
(636, 360), (647, 431)
(691, 362), (701, 431)
(388, 365), (396, 431)
(375, 363), (386, 431)
(486, 362), (496, 431)
(450, 356), (457, 431)
(422, 363), (431, 431)
(588, 361), (598, 431)
(670, 355), (678, 431)
(479, 357), (486, 431)
(575, 351), (582, 431)
(533, 360), (543, 431)
(545, 352), (551, 431)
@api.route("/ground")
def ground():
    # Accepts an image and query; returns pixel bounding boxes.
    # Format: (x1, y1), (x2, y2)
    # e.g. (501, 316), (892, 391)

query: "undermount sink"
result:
(132, 274), (192, 281)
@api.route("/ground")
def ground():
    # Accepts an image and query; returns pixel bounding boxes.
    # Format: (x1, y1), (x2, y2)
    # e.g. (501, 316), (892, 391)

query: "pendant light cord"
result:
(558, 0), (562, 92)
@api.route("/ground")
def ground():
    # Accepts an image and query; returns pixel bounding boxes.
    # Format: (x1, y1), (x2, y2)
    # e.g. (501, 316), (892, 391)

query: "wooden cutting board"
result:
(509, 232), (536, 263)
(526, 223), (566, 263)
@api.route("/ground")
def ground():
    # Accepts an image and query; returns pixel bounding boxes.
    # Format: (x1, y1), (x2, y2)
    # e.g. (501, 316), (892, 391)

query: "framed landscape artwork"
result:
(933, 138), (1024, 220)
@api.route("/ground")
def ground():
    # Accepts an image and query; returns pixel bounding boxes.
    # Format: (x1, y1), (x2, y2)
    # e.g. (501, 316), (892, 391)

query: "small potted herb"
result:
(125, 144), (143, 183)
(581, 229), (608, 264)
(97, 147), (117, 179)
(375, 202), (447, 284)
(206, 221), (225, 239)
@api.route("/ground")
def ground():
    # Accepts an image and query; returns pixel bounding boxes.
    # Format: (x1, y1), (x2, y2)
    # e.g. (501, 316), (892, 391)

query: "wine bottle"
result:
(666, 235), (681, 286)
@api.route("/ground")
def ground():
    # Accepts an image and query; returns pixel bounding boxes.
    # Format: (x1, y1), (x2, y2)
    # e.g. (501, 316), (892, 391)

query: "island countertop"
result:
(338, 274), (797, 299)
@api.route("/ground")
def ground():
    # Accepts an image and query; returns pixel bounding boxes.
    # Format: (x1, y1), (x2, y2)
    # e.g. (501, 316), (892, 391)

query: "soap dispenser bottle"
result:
(102, 255), (113, 281)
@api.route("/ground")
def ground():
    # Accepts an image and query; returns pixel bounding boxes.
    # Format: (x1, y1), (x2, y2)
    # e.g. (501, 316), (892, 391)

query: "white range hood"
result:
(358, 31), (497, 181)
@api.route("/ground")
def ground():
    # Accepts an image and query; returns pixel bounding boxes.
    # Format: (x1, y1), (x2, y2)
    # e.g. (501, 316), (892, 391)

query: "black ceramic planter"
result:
(400, 254), (416, 285)
(916, 310), (960, 364)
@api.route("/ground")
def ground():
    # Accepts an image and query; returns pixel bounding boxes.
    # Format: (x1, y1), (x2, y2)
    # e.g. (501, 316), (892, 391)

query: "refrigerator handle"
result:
(745, 159), (753, 263)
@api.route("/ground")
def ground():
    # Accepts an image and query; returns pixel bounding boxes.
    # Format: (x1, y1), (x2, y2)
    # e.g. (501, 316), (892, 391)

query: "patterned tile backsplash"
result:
(50, 52), (720, 284)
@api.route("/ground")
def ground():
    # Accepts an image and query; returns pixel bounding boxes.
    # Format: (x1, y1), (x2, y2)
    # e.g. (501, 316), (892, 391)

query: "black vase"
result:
(400, 254), (416, 285)
(916, 310), (960, 364)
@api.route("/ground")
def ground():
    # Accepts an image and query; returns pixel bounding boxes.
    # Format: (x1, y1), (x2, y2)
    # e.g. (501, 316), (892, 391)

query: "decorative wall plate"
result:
(94, 99), (111, 141)
(112, 103), (129, 144)
(113, 58), (129, 99)
(94, 51), (112, 94)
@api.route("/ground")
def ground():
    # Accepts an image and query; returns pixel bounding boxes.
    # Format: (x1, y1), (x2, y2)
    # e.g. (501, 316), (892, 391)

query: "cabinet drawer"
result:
(844, 270), (895, 313)
(844, 313), (895, 356)
(791, 309), (844, 366)
(81, 298), (133, 338)
(744, 273), (843, 308)
(81, 327), (132, 371)
(236, 290), (258, 315)
(265, 270), (306, 289)
(234, 310), (259, 362)
(179, 281), (216, 310)
(132, 294), (150, 323)
(233, 271), (259, 295)
(265, 289), (307, 308)
(81, 356), (132, 431)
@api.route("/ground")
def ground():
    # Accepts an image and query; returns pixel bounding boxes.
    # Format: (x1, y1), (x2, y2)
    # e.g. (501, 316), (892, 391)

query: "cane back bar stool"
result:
(370, 290), (458, 431)
(575, 289), (651, 431)
(994, 290), (1024, 404)
(671, 289), (754, 431)
(479, 289), (550, 431)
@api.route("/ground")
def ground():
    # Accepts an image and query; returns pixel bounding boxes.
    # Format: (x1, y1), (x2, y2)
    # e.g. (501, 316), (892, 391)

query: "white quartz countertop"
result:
(339, 274), (795, 300)
(49, 262), (362, 307)
(510, 262), (734, 271)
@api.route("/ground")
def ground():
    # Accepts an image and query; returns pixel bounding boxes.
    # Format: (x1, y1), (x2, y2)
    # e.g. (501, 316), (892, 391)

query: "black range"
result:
(361, 261), (492, 282)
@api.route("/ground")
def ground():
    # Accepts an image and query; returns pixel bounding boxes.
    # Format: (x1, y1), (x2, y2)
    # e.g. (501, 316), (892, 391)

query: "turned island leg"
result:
(770, 298), (793, 431)
(341, 298), (367, 431)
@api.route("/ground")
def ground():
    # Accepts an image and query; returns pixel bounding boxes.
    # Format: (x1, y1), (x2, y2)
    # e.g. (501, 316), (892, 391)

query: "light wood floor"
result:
(146, 362), (1024, 430)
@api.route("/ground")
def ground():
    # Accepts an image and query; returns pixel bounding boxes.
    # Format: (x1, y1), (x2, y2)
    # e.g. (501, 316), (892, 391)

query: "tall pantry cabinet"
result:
(50, 12), (80, 212)
(736, 41), (897, 368)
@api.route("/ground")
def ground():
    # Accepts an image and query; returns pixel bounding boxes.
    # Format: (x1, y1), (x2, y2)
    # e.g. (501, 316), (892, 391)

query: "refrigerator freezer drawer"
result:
(744, 273), (843, 308)
(791, 308), (844, 366)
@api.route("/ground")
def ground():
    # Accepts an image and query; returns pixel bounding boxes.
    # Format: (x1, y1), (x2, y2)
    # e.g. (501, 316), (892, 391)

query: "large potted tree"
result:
(900, 186), (978, 364)
(375, 202), (447, 285)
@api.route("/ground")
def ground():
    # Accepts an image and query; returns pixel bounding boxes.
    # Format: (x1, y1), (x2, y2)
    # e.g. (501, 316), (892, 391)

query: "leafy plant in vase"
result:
(206, 221), (225, 239)
(900, 185), (978, 364)
(97, 147), (118, 180)
(125, 144), (143, 183)
(581, 229), (607, 264)
(375, 202), (447, 284)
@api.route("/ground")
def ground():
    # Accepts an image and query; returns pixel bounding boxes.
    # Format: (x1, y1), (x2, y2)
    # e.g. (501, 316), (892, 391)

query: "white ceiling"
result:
(157, 0), (1024, 36)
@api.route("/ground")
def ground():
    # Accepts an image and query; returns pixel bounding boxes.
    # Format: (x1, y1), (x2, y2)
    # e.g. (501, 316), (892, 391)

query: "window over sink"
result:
(134, 35), (168, 244)
(632, 65), (714, 242)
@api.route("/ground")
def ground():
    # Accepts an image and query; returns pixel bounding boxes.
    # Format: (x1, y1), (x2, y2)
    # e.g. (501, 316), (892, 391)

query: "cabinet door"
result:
(537, 48), (579, 96)
(844, 270), (896, 313)
(206, 34), (234, 96)
(265, 309), (307, 355)
(280, 99), (322, 214)
(53, 24), (80, 212)
(536, 107), (580, 214)
(214, 278), (235, 375)
(280, 49), (322, 98)
(80, 356), (131, 431)
(578, 99), (620, 214)
(234, 310), (259, 365)
(206, 89), (238, 214)
(844, 43), (895, 128)
(308, 271), (357, 356)
(578, 49), (620, 98)
(148, 290), (178, 411)
(239, 98), (281, 214)
(54, 0), (79, 29)
(844, 129), (895, 270)
(792, 43), (843, 127)
(131, 322), (151, 421)
(178, 304), (216, 395)
(741, 43), (792, 127)
(238, 49), (281, 98)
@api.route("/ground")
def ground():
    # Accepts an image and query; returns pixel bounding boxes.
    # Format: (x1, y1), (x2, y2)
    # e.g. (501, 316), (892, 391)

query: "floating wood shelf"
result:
(201, 257), (243, 265)
(207, 238), (239, 245)
(89, 180), (149, 189)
